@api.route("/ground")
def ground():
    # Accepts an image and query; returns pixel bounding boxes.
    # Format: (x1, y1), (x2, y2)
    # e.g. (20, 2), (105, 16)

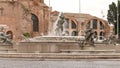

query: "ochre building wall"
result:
(0, 0), (49, 41)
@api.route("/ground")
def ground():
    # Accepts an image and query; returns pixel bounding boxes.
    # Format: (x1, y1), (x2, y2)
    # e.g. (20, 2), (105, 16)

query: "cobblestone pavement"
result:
(0, 58), (120, 68)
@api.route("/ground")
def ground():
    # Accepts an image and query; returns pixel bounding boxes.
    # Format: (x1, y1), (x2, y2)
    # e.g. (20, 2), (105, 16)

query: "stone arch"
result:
(64, 18), (78, 36)
(71, 20), (77, 29)
(6, 31), (13, 39)
(31, 13), (39, 32)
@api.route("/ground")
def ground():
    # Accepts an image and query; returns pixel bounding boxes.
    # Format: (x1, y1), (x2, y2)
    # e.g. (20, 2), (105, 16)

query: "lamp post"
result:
(117, 0), (119, 38)
(48, 0), (51, 34)
(79, 0), (81, 13)
(79, 0), (81, 36)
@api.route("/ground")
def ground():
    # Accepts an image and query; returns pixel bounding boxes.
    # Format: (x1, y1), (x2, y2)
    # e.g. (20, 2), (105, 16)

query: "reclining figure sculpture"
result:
(103, 31), (117, 45)
(78, 28), (96, 49)
(0, 27), (13, 44)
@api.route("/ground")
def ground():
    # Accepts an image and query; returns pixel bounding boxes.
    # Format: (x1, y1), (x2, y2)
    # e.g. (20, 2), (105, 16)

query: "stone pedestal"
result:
(84, 46), (95, 50)
(50, 44), (59, 53)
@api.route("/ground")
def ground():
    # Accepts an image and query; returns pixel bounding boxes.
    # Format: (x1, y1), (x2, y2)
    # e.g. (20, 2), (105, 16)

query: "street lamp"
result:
(79, 0), (81, 36)
(79, 0), (81, 13)
(117, 0), (119, 38)
(48, 0), (51, 34)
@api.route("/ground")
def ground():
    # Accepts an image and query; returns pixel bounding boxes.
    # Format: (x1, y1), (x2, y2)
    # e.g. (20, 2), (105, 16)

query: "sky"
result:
(44, 0), (117, 20)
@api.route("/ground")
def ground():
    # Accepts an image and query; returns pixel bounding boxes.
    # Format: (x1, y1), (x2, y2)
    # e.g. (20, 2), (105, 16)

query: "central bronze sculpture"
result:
(55, 13), (65, 36)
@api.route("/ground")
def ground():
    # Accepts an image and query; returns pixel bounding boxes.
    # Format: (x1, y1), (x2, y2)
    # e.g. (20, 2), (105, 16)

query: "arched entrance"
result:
(71, 21), (77, 29)
(72, 31), (78, 36)
(31, 13), (39, 32)
(6, 31), (13, 39)
(99, 31), (104, 40)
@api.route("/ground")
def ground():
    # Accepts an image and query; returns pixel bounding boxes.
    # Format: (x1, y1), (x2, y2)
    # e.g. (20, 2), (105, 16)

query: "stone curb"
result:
(0, 53), (120, 60)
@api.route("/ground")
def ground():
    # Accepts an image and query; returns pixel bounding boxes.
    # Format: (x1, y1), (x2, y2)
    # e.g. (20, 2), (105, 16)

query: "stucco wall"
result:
(0, 0), (49, 41)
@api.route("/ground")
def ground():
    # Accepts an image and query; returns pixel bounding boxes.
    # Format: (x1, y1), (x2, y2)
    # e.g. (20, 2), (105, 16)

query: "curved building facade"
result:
(51, 11), (111, 40)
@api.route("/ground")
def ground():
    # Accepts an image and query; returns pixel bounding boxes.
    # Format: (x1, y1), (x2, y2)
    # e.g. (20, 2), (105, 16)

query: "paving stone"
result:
(0, 59), (120, 68)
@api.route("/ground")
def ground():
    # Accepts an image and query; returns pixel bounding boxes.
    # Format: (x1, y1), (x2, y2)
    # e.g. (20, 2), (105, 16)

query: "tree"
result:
(107, 1), (120, 36)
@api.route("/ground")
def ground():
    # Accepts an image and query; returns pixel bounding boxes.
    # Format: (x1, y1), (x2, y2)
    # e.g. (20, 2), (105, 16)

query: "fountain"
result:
(16, 12), (86, 53)
(17, 12), (119, 54)
(0, 13), (119, 60)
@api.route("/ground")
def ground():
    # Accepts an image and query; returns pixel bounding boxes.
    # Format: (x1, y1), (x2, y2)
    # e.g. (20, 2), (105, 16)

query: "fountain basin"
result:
(22, 36), (85, 42)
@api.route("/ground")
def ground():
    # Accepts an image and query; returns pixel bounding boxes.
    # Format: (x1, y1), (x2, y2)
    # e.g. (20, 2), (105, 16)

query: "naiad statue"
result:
(0, 27), (13, 44)
(103, 31), (117, 45)
(78, 28), (96, 49)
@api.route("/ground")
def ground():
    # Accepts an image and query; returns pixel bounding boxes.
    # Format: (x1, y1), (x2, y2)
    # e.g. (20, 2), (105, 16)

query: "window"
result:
(94, 31), (97, 38)
(86, 21), (90, 29)
(31, 13), (39, 32)
(71, 21), (76, 29)
(64, 19), (69, 28)
(6, 31), (13, 39)
(72, 31), (78, 36)
(100, 31), (104, 40)
(0, 7), (4, 16)
(100, 21), (104, 29)
(93, 19), (97, 29)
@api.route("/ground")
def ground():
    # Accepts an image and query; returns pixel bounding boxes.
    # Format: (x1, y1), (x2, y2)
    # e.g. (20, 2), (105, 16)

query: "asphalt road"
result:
(0, 58), (120, 68)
